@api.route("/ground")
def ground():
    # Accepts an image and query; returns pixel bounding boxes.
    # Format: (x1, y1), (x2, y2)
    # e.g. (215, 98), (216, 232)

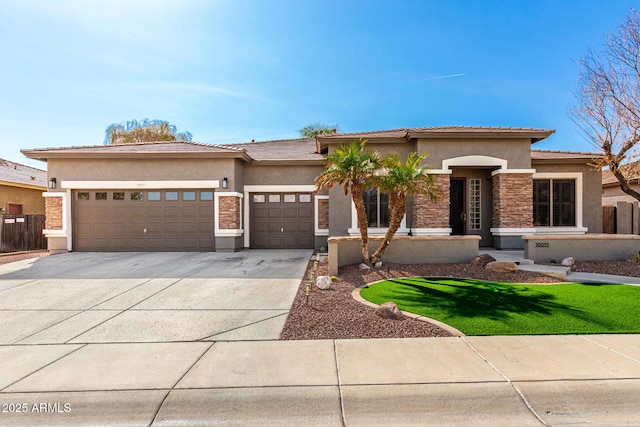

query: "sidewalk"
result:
(1, 334), (640, 426)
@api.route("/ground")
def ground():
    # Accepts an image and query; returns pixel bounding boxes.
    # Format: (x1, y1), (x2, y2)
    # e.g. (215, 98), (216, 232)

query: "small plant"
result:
(629, 251), (640, 263)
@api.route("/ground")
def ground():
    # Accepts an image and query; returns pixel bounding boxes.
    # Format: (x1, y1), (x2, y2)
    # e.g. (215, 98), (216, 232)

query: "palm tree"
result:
(369, 152), (441, 265)
(315, 140), (381, 264)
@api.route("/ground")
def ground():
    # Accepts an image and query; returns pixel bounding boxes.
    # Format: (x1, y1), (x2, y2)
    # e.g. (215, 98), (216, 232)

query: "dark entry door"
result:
(450, 178), (465, 235)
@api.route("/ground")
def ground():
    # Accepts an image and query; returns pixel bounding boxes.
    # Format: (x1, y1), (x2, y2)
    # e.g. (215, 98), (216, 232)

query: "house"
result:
(602, 166), (640, 205)
(0, 158), (46, 214)
(21, 126), (602, 254)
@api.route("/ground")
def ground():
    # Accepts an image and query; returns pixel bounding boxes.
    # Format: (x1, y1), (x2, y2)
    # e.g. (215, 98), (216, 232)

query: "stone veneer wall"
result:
(45, 197), (63, 230)
(318, 198), (329, 230)
(492, 173), (533, 229)
(412, 174), (450, 228)
(218, 196), (241, 229)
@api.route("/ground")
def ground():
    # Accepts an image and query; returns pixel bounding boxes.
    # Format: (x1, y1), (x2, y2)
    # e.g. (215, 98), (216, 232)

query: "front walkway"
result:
(480, 248), (640, 285)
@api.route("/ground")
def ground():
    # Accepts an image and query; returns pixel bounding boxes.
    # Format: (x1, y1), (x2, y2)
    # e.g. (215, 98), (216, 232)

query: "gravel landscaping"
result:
(281, 258), (640, 340)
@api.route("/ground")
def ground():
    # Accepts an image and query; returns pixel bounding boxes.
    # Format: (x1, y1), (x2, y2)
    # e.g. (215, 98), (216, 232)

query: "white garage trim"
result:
(61, 180), (220, 189)
(42, 191), (72, 251)
(243, 185), (316, 248)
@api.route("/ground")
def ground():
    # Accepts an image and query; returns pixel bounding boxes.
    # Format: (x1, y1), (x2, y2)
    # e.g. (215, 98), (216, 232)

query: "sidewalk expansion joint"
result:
(460, 337), (549, 427)
(149, 341), (215, 426)
(0, 344), (87, 392)
(579, 335), (640, 364)
(333, 340), (347, 427)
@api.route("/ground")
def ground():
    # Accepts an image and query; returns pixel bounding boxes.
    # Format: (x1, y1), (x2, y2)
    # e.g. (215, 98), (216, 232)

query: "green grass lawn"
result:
(359, 277), (640, 335)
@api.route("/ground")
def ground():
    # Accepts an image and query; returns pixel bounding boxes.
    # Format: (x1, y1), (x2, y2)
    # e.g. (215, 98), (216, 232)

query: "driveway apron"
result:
(0, 250), (311, 344)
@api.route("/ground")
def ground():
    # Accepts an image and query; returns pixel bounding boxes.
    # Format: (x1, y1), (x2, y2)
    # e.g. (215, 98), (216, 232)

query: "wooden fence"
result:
(0, 214), (47, 253)
(602, 205), (617, 234)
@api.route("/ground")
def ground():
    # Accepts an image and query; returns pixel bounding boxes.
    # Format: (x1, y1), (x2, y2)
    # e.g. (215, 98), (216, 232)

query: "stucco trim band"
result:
(61, 180), (220, 189)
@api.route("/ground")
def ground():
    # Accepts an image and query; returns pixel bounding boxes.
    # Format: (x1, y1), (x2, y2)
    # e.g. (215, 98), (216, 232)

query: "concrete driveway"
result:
(0, 250), (311, 344)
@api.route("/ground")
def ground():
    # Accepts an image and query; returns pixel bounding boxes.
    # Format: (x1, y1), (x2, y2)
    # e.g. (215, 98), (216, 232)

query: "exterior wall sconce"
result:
(48, 178), (57, 189)
(222, 177), (228, 189)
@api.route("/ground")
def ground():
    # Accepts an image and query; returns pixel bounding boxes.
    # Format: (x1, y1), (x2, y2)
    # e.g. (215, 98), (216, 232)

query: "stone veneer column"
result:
(45, 197), (63, 230)
(412, 174), (451, 231)
(317, 198), (329, 230)
(43, 192), (69, 254)
(491, 173), (533, 229)
(218, 195), (241, 229)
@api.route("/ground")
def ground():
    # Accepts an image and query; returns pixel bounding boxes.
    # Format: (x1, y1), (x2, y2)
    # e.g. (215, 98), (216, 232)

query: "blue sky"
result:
(1, 0), (638, 169)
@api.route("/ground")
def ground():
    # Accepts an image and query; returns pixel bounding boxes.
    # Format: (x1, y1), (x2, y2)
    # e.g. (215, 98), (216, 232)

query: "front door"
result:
(450, 178), (465, 235)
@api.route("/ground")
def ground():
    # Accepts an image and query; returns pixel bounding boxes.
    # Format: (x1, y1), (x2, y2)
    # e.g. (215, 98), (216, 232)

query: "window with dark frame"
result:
(363, 188), (390, 228)
(533, 179), (576, 227)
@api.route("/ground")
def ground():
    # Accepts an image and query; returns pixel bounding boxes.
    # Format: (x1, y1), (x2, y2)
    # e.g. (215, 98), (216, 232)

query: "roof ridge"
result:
(226, 137), (313, 146)
(532, 148), (600, 155)
(26, 140), (244, 153)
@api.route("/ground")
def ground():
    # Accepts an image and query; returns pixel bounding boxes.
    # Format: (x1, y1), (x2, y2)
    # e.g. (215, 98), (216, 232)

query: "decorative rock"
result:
(359, 263), (371, 270)
(374, 261), (383, 269)
(376, 302), (404, 320)
(485, 261), (519, 273)
(561, 257), (575, 267)
(315, 275), (331, 289)
(471, 254), (497, 267)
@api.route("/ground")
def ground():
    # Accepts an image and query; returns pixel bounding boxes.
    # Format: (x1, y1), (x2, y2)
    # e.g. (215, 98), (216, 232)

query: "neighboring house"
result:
(602, 167), (640, 205)
(0, 158), (46, 214)
(21, 126), (602, 254)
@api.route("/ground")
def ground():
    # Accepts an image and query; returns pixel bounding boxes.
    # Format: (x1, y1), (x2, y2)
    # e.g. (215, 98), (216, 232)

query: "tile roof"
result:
(319, 126), (555, 141)
(0, 158), (46, 188)
(224, 138), (322, 162)
(23, 141), (243, 154)
(531, 149), (602, 161)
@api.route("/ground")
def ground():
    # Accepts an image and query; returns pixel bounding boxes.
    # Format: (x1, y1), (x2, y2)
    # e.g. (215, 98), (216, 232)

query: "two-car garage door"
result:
(73, 189), (215, 251)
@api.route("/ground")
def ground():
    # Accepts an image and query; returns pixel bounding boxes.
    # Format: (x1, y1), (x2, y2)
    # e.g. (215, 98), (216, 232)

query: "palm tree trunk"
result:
(350, 185), (371, 265)
(370, 194), (406, 264)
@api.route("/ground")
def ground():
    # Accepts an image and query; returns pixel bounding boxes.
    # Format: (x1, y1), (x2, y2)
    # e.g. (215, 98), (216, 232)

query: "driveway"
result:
(0, 250), (312, 344)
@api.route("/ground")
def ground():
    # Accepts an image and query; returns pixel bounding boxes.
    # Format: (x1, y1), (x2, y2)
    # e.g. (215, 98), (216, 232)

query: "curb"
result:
(351, 282), (466, 337)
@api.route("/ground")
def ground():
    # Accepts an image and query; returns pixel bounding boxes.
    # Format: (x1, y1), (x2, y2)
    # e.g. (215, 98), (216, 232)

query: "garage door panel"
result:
(250, 192), (313, 249)
(74, 190), (215, 252)
(268, 208), (283, 218)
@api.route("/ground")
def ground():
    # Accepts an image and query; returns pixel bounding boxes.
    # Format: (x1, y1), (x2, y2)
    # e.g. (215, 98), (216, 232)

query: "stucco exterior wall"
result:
(328, 186), (352, 237)
(416, 138), (532, 170)
(0, 184), (45, 214)
(47, 158), (237, 186)
(243, 164), (322, 186)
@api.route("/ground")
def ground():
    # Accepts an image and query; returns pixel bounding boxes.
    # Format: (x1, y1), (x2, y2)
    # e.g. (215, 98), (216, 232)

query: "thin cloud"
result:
(421, 73), (466, 81)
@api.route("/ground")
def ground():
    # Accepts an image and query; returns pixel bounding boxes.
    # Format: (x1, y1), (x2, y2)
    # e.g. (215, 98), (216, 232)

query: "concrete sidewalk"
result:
(1, 334), (639, 426)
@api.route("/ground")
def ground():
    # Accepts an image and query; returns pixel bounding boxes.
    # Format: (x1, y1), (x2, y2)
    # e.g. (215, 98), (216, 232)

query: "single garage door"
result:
(250, 192), (313, 249)
(73, 189), (215, 251)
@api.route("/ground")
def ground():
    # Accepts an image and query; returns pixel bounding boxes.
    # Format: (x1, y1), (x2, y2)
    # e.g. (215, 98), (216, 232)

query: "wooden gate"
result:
(602, 205), (617, 234)
(0, 214), (47, 253)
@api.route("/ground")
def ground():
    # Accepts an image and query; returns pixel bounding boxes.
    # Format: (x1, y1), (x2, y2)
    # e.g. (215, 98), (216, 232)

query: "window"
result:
(363, 188), (389, 228)
(534, 179), (576, 227)
(95, 192), (107, 200)
(131, 192), (143, 201)
(253, 194), (265, 203)
(268, 194), (281, 203)
(183, 191), (196, 201)
(469, 179), (481, 230)
(299, 194), (311, 203)
(77, 192), (90, 200)
(113, 192), (125, 200)
(283, 194), (296, 203)
(166, 192), (178, 201)
(201, 191), (213, 201)
(148, 192), (161, 201)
